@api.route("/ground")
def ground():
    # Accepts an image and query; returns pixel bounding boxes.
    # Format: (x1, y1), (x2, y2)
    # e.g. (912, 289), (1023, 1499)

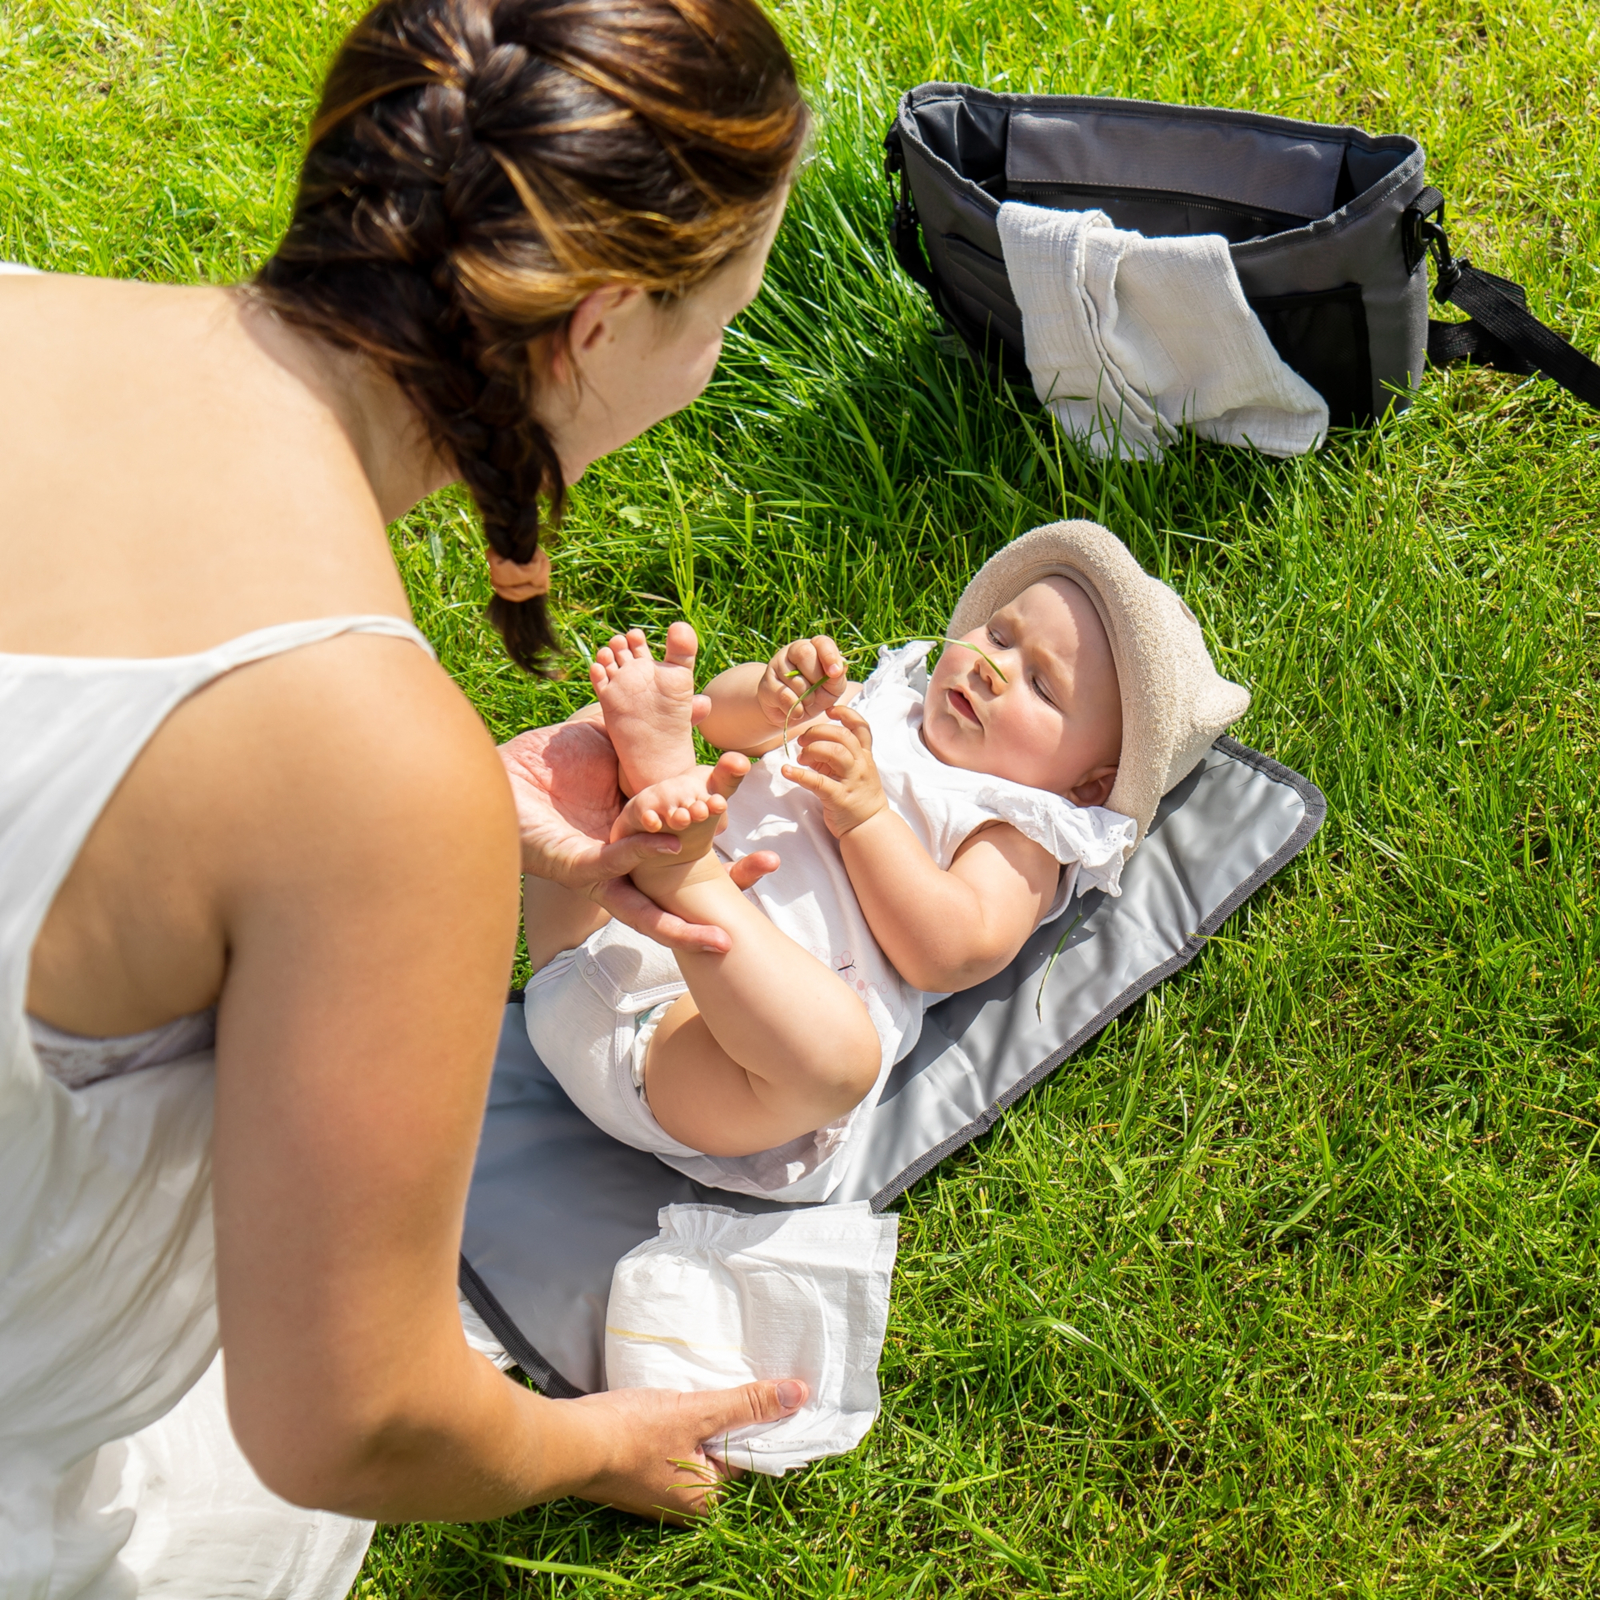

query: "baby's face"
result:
(922, 577), (1123, 805)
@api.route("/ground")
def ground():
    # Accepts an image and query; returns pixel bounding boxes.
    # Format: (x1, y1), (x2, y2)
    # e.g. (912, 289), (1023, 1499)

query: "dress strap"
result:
(196, 614), (436, 676)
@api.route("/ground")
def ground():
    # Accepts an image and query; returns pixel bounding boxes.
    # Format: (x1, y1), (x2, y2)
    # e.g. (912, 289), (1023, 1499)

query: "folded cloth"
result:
(996, 201), (1329, 460)
(604, 1202), (900, 1475)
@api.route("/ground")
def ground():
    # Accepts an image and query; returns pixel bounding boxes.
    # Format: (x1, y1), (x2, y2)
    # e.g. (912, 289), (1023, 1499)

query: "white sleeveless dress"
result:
(0, 614), (433, 1598)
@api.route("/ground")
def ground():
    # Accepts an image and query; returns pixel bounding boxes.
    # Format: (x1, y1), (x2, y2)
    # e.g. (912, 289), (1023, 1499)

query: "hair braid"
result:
(256, 0), (806, 672)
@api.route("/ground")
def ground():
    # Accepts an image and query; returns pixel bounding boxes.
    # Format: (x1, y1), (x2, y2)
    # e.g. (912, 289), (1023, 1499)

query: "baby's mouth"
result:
(948, 687), (981, 727)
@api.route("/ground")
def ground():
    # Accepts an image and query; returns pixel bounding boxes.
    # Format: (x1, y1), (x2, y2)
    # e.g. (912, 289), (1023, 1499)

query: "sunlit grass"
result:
(5, 0), (1599, 1592)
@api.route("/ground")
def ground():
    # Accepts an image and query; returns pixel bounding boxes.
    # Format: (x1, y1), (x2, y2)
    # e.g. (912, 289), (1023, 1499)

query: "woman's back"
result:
(0, 272), (411, 661)
(0, 609), (437, 1589)
(0, 272), (507, 1040)
(0, 268), (522, 1589)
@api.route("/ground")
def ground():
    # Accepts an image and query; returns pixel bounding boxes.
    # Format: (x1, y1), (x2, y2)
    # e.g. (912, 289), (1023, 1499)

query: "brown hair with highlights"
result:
(257, 0), (806, 670)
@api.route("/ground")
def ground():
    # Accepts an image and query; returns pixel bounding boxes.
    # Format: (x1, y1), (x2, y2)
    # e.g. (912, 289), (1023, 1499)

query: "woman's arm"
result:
(207, 641), (799, 1521)
(697, 636), (858, 756)
(785, 706), (1059, 993)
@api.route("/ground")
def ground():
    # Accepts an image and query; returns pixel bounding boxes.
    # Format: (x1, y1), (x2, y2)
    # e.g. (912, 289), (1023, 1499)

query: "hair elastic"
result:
(486, 545), (550, 602)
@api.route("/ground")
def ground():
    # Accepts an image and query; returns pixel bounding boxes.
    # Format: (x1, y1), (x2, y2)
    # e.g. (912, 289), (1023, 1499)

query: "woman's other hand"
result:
(551, 1376), (808, 1520)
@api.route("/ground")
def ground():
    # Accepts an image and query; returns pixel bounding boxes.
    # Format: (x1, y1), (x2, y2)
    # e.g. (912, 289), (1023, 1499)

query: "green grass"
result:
(6, 0), (1600, 1592)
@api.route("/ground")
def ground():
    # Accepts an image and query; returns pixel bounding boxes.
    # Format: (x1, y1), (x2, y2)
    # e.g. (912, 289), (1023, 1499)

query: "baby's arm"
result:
(696, 636), (860, 757)
(787, 708), (1060, 993)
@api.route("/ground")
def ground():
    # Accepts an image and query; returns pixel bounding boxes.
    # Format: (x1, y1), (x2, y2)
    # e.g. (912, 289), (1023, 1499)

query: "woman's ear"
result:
(1066, 763), (1118, 808)
(548, 285), (645, 385)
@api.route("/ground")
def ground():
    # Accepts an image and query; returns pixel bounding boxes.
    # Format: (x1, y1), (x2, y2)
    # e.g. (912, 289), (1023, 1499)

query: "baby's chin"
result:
(917, 697), (969, 769)
(922, 699), (1013, 779)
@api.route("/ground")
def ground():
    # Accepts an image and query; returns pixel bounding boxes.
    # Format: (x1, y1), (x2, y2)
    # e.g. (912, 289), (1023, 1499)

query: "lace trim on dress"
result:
(28, 1006), (218, 1090)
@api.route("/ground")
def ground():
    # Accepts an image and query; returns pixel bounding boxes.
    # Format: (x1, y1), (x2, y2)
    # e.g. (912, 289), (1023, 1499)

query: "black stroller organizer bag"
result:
(884, 84), (1600, 424)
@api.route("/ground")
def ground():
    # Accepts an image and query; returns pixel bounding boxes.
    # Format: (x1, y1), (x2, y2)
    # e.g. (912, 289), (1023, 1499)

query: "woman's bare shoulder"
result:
(199, 631), (515, 860)
(28, 627), (517, 1038)
(0, 277), (404, 659)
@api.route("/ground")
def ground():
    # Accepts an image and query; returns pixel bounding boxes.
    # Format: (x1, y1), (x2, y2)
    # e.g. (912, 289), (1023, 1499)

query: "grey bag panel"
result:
(461, 739), (1324, 1397)
(893, 83), (1427, 423)
(1230, 151), (1430, 419)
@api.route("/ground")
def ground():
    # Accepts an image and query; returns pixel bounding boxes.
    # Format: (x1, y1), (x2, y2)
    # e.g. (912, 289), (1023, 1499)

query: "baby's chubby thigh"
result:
(640, 938), (883, 1161)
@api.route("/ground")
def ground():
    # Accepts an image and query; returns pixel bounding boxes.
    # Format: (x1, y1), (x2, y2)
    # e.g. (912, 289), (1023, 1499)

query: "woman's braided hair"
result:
(256, 0), (806, 672)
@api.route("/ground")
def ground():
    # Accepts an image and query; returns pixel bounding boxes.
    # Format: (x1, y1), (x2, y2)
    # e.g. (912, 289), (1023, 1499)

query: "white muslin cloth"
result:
(996, 201), (1329, 460)
(527, 641), (1135, 1201)
(604, 1202), (900, 1475)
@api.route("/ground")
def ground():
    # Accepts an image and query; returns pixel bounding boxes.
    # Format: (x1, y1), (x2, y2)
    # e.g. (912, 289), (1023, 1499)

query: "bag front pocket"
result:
(1247, 282), (1373, 427)
(937, 234), (1027, 368)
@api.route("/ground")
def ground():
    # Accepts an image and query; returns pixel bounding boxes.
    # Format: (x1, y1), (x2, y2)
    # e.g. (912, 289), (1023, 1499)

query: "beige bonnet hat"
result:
(948, 521), (1251, 843)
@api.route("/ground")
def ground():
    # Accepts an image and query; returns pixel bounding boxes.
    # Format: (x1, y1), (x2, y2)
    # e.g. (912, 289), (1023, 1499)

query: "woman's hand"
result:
(757, 635), (849, 729)
(553, 1377), (808, 1521)
(499, 715), (774, 956)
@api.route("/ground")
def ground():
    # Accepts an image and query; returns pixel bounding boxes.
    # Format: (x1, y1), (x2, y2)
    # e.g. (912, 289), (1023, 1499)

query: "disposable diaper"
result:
(604, 1201), (900, 1474)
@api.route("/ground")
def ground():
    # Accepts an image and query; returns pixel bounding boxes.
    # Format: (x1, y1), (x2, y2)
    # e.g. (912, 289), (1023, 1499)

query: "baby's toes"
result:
(624, 628), (654, 663)
(662, 619), (700, 673)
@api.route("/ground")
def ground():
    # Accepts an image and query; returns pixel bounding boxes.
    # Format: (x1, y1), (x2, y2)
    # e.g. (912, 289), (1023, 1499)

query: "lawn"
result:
(4, 0), (1599, 1593)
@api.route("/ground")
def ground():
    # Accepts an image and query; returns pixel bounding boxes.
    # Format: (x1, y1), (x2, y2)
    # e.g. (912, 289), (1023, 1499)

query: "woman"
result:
(0, 0), (809, 1592)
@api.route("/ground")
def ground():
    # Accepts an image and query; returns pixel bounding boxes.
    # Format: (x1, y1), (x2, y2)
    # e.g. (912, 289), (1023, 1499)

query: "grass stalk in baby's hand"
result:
(779, 637), (1006, 760)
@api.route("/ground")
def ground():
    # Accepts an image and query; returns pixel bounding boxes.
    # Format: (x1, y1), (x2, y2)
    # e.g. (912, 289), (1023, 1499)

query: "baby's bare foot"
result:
(612, 770), (727, 844)
(590, 622), (701, 796)
(623, 753), (752, 906)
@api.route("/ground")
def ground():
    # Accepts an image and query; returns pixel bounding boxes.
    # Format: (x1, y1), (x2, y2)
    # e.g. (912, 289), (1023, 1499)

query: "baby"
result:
(524, 521), (1250, 1200)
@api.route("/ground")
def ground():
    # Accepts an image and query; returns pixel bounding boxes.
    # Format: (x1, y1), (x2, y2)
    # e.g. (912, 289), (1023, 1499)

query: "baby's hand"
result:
(784, 707), (888, 838)
(757, 635), (848, 730)
(610, 769), (729, 842)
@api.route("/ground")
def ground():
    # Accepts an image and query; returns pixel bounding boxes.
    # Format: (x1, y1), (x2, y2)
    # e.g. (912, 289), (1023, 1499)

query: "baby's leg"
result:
(590, 622), (701, 797)
(629, 847), (883, 1158)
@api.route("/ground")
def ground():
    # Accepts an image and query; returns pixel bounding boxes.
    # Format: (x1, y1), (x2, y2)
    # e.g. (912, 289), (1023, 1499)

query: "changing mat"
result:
(461, 736), (1324, 1397)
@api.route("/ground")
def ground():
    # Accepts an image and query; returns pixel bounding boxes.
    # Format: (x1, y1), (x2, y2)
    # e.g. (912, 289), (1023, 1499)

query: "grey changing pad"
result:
(460, 736), (1324, 1396)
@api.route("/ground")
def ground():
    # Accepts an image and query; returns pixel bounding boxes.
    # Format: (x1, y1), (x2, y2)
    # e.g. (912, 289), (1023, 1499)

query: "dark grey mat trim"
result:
(459, 1254), (584, 1398)
(865, 737), (1326, 1210)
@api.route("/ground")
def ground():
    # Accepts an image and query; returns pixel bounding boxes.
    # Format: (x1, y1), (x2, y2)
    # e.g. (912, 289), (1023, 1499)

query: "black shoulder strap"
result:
(1407, 187), (1600, 409)
(882, 124), (937, 295)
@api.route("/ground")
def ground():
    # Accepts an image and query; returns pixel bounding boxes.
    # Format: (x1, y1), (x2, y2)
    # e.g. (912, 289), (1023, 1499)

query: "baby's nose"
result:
(982, 651), (1014, 692)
